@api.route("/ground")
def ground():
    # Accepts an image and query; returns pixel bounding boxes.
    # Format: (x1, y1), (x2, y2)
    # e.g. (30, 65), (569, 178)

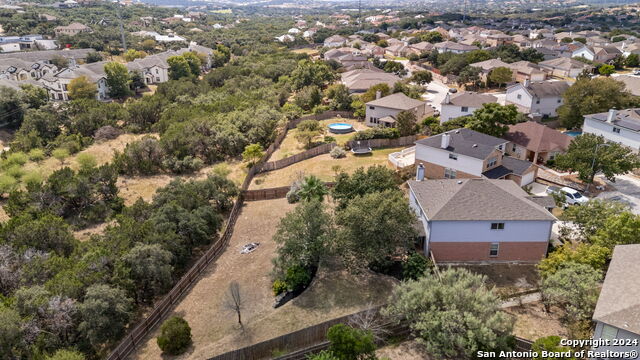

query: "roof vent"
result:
(472, 144), (478, 147)
(457, 180), (463, 184)
(455, 129), (460, 133)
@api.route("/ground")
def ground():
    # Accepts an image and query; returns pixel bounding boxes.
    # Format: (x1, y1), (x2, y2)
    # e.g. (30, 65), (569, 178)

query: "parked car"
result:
(448, 88), (458, 93)
(240, 242), (260, 254)
(634, 69), (640, 76)
(546, 186), (589, 205)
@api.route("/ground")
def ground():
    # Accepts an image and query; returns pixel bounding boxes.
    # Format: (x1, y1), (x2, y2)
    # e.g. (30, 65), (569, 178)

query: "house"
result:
(592, 46), (623, 63)
(323, 35), (346, 48)
(365, 92), (431, 127)
(583, 109), (640, 152)
(414, 128), (538, 186)
(591, 244), (640, 359)
(54, 23), (91, 37)
(0, 59), (57, 81)
(131, 31), (186, 43)
(505, 80), (569, 117)
(469, 58), (510, 82)
(612, 75), (640, 96)
(341, 68), (401, 93)
(440, 92), (497, 123)
(40, 61), (109, 101)
(507, 61), (547, 83)
(504, 121), (573, 163)
(486, 33), (513, 47)
(433, 41), (479, 54)
(0, 48), (93, 67)
(539, 57), (594, 78)
(408, 177), (555, 262)
(126, 53), (170, 85)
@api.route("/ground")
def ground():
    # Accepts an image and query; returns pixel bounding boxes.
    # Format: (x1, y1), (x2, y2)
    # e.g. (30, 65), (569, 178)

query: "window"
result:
(601, 324), (618, 340)
(489, 243), (499, 257)
(490, 223), (505, 230)
(461, 106), (469, 112)
(449, 153), (458, 160)
(487, 157), (497, 168)
(369, 106), (375, 110)
(444, 168), (457, 179)
(557, 99), (562, 103)
(497, 144), (503, 151)
(516, 94), (522, 100)
(536, 99), (540, 104)
(155, 69), (159, 74)
(512, 143), (517, 152)
(613, 127), (621, 133)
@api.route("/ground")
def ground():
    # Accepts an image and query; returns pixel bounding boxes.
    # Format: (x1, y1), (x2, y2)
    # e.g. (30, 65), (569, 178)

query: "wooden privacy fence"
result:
(346, 135), (417, 150)
(104, 110), (357, 360)
(258, 143), (336, 173)
(243, 182), (336, 202)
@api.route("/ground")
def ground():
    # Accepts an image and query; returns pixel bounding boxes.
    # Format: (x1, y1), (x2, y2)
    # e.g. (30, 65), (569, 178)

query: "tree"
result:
(489, 67), (513, 88)
(290, 59), (336, 90)
(2, 214), (77, 256)
(403, 252), (430, 280)
(45, 349), (85, 360)
(157, 316), (192, 355)
(554, 134), (640, 186)
(141, 39), (156, 51)
(360, 83), (391, 103)
(465, 103), (519, 137)
(626, 53), (640, 68)
(297, 175), (328, 202)
(383, 61), (407, 77)
(395, 110), (418, 136)
(75, 153), (97, 171)
(68, 76), (97, 100)
(538, 243), (610, 279)
(531, 336), (576, 360)
(167, 56), (192, 80)
(598, 64), (615, 76)
(541, 262), (602, 323)
(20, 84), (48, 109)
(592, 212), (640, 250)
(383, 268), (514, 359)
(272, 200), (333, 275)
(332, 165), (399, 209)
(457, 66), (482, 89)
(520, 48), (545, 63)
(0, 86), (25, 127)
(558, 77), (636, 129)
(123, 49), (146, 62)
(52, 148), (69, 166)
(325, 84), (352, 111)
(104, 62), (132, 99)
(559, 199), (628, 241)
(123, 243), (173, 303)
(293, 85), (322, 111)
(0, 307), (22, 358)
(327, 324), (377, 360)
(78, 284), (133, 348)
(181, 52), (202, 77)
(294, 119), (322, 148)
(411, 70), (433, 85)
(51, 55), (69, 69)
(85, 51), (103, 63)
(242, 143), (264, 167)
(223, 281), (244, 329)
(336, 190), (416, 269)
(421, 31), (443, 43)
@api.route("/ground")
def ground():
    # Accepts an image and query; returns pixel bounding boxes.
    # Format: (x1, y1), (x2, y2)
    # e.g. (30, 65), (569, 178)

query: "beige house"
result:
(365, 92), (431, 127)
(54, 23), (91, 37)
(503, 121), (573, 164)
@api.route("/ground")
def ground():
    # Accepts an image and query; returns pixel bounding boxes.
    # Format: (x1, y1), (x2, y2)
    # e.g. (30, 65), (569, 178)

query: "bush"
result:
(162, 156), (204, 174)
(324, 136), (336, 143)
(94, 125), (122, 141)
(284, 264), (312, 292)
(403, 252), (430, 280)
(286, 179), (302, 203)
(330, 146), (346, 159)
(352, 128), (399, 141)
(157, 316), (192, 355)
(272, 279), (288, 296)
(297, 119), (322, 132)
(28, 148), (45, 162)
(5, 165), (25, 179)
(5, 152), (28, 167)
(76, 153), (97, 170)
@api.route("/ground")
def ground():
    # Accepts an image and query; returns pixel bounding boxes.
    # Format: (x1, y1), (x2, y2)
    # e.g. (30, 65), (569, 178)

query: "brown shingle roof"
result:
(593, 244), (640, 335)
(504, 121), (572, 153)
(408, 178), (556, 221)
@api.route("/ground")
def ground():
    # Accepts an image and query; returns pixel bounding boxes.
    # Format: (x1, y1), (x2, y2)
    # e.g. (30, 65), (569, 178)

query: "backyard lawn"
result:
(269, 117), (366, 161)
(250, 147), (403, 189)
(131, 198), (397, 360)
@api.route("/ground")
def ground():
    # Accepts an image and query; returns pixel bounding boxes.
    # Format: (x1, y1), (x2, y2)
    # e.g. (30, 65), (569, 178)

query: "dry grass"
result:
(291, 47), (319, 56)
(377, 340), (433, 360)
(269, 118), (367, 161)
(505, 302), (567, 340)
(131, 198), (398, 360)
(73, 221), (114, 242)
(250, 147), (402, 189)
(451, 264), (539, 291)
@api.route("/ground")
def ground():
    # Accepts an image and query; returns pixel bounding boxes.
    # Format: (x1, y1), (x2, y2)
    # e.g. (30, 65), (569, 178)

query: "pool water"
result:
(563, 130), (582, 137)
(328, 123), (354, 134)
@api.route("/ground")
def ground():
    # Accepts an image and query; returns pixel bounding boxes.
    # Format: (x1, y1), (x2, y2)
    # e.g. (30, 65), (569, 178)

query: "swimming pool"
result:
(328, 123), (354, 134)
(563, 130), (582, 137)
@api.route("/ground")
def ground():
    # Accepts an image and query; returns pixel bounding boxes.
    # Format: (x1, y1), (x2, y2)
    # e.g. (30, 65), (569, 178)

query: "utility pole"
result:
(116, 2), (127, 51)
(358, 0), (362, 29)
(463, 0), (468, 22)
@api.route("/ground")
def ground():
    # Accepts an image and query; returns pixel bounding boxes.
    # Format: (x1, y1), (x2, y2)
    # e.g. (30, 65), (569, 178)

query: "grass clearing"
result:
(377, 340), (432, 360)
(250, 147), (402, 189)
(269, 118), (366, 161)
(505, 302), (567, 340)
(132, 198), (397, 360)
(451, 264), (539, 291)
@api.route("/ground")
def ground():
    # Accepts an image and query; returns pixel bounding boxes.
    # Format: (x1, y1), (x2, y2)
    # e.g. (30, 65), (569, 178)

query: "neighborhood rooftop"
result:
(521, 81), (570, 98)
(416, 128), (505, 160)
(366, 92), (424, 110)
(504, 121), (573, 153)
(588, 108), (640, 132)
(443, 91), (497, 107)
(593, 244), (640, 335)
(408, 178), (556, 221)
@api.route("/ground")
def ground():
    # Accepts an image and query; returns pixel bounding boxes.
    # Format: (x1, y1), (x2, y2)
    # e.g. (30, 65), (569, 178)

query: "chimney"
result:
(416, 163), (425, 181)
(523, 79), (530, 88)
(607, 109), (617, 123)
(444, 92), (451, 104)
(375, 90), (382, 99)
(441, 132), (451, 149)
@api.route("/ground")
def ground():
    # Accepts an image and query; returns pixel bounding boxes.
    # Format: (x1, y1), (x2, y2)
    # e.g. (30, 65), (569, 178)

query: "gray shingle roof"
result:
(408, 178), (556, 221)
(525, 81), (570, 98)
(366, 92), (425, 110)
(586, 109), (640, 132)
(593, 244), (640, 335)
(415, 128), (506, 160)
(443, 91), (497, 107)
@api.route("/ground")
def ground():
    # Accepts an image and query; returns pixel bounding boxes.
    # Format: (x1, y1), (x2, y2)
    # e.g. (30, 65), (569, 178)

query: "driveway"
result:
(597, 174), (640, 214)
(422, 79), (450, 112)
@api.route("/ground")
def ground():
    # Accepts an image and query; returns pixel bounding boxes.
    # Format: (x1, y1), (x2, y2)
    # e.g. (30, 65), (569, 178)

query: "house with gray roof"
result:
(408, 177), (555, 262)
(414, 128), (538, 186)
(365, 92), (432, 127)
(505, 80), (569, 117)
(539, 57), (594, 78)
(440, 91), (497, 123)
(583, 109), (640, 152)
(341, 68), (401, 93)
(591, 244), (640, 359)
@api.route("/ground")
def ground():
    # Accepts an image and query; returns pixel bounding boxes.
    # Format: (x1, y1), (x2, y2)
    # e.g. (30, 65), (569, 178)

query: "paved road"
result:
(597, 174), (640, 214)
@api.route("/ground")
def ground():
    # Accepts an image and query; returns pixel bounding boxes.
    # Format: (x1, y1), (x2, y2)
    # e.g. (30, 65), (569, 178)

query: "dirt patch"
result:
(377, 340), (432, 360)
(0, 129), (13, 150)
(73, 221), (114, 242)
(505, 302), (568, 341)
(450, 264), (540, 291)
(250, 147), (402, 189)
(131, 198), (397, 360)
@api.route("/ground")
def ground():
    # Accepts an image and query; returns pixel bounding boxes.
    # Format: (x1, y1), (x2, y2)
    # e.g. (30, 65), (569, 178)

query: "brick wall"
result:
(430, 241), (548, 263)
(423, 161), (476, 179)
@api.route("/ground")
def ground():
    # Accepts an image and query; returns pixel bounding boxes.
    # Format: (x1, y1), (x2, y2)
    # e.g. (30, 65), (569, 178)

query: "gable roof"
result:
(469, 58), (510, 71)
(416, 128), (506, 160)
(586, 109), (640, 132)
(443, 91), (497, 107)
(408, 178), (556, 221)
(520, 81), (570, 98)
(366, 92), (424, 110)
(504, 121), (572, 153)
(341, 68), (401, 92)
(593, 244), (640, 335)
(539, 57), (593, 71)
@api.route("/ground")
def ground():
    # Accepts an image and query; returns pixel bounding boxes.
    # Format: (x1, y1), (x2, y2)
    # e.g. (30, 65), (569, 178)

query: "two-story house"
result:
(433, 41), (479, 54)
(365, 92), (432, 127)
(408, 177), (556, 262)
(591, 244), (640, 359)
(505, 80), (569, 117)
(440, 92), (497, 123)
(583, 109), (640, 152)
(504, 121), (573, 164)
(414, 128), (538, 186)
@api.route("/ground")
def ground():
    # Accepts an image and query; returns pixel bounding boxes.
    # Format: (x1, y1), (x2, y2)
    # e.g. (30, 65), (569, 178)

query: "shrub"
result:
(0, 174), (17, 195)
(76, 153), (97, 170)
(272, 279), (288, 296)
(5, 165), (25, 179)
(5, 152), (28, 167)
(28, 148), (45, 162)
(113, 136), (164, 175)
(351, 128), (399, 141)
(157, 316), (192, 355)
(324, 136), (336, 143)
(22, 171), (43, 187)
(162, 156), (204, 174)
(330, 146), (346, 159)
(94, 125), (122, 141)
(286, 179), (302, 203)
(284, 264), (312, 292)
(403, 252), (430, 280)
(313, 104), (330, 114)
(297, 120), (322, 132)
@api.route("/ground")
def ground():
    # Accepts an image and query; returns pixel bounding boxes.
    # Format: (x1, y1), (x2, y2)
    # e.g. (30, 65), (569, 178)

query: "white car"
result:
(240, 242), (260, 254)
(547, 186), (589, 205)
